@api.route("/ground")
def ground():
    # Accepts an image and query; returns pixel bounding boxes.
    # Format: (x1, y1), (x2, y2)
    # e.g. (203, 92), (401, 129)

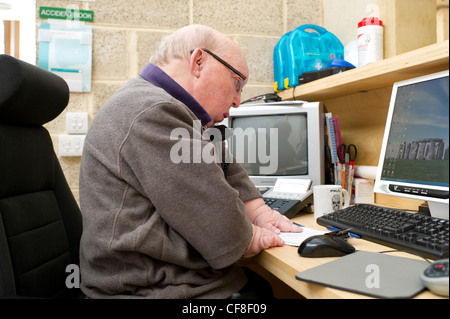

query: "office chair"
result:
(0, 54), (83, 298)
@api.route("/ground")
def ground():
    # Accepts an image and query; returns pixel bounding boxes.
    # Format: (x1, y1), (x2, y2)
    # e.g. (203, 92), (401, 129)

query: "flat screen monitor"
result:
(374, 70), (449, 219)
(221, 101), (325, 188)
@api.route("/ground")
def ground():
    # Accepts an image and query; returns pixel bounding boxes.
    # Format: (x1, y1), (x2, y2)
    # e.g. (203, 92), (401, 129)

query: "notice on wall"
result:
(39, 6), (94, 23)
(38, 22), (92, 92)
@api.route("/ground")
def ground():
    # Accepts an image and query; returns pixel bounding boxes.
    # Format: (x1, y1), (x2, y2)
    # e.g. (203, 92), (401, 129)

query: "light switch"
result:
(66, 112), (88, 134)
(59, 134), (86, 156)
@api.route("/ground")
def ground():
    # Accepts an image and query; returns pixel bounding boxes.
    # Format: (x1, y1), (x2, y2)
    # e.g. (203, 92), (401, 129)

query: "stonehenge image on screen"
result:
(397, 138), (449, 161)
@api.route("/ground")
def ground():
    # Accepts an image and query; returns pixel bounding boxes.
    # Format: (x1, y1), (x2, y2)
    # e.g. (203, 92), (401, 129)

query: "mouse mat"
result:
(295, 251), (429, 298)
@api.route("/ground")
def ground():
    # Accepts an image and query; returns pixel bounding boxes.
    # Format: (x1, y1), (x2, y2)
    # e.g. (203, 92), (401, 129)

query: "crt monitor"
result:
(374, 70), (449, 220)
(221, 101), (325, 188)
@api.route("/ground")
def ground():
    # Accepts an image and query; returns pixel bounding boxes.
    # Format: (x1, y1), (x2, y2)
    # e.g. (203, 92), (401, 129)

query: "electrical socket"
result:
(59, 134), (86, 157)
(66, 112), (88, 134)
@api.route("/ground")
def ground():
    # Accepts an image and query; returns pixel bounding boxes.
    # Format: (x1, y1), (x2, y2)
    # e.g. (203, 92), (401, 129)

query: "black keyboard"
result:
(317, 204), (449, 260)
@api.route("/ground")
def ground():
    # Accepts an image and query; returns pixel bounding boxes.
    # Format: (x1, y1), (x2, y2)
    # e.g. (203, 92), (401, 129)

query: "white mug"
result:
(313, 185), (350, 219)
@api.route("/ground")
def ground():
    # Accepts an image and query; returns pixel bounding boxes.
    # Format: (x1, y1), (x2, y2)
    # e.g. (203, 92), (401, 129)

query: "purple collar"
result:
(139, 63), (212, 127)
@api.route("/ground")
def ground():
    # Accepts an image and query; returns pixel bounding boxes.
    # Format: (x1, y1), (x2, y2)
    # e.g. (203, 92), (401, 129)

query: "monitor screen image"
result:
(231, 113), (308, 176)
(221, 101), (325, 188)
(374, 70), (449, 219)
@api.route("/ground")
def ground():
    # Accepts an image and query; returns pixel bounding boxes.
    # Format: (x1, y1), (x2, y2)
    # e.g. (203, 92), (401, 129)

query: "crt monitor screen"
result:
(374, 70), (449, 219)
(223, 101), (325, 188)
(230, 114), (308, 176)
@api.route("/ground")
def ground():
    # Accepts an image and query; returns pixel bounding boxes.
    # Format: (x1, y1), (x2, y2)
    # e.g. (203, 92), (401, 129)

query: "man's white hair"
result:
(150, 25), (225, 65)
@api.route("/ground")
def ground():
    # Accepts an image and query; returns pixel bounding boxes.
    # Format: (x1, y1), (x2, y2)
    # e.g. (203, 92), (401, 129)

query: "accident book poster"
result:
(38, 22), (92, 92)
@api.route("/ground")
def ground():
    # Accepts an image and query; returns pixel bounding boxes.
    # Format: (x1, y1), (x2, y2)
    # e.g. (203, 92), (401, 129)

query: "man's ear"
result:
(190, 48), (204, 78)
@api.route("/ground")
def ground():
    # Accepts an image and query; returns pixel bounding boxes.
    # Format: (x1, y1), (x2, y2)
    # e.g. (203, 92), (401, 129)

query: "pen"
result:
(326, 226), (360, 238)
(344, 152), (350, 192)
(293, 222), (304, 227)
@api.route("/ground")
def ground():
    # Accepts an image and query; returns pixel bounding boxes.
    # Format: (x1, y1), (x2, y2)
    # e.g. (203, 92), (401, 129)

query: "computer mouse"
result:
(298, 234), (356, 258)
(420, 259), (449, 297)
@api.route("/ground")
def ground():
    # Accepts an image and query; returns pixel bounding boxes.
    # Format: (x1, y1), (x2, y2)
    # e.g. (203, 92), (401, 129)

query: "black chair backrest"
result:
(0, 54), (82, 298)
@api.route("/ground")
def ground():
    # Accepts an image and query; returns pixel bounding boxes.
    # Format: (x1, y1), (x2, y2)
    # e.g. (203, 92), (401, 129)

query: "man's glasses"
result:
(190, 48), (247, 93)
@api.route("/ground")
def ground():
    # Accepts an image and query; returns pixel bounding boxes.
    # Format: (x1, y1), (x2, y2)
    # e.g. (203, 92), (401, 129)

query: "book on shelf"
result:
(325, 113), (338, 184)
(332, 115), (342, 159)
(325, 113), (338, 164)
(325, 113), (345, 186)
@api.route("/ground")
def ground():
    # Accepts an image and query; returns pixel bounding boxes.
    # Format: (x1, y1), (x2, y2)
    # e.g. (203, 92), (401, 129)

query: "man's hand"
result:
(244, 197), (303, 234)
(242, 197), (303, 258)
(243, 224), (284, 258)
(253, 208), (303, 234)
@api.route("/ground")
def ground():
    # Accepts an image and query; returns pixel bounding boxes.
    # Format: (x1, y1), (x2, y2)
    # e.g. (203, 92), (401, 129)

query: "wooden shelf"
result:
(278, 40), (449, 102)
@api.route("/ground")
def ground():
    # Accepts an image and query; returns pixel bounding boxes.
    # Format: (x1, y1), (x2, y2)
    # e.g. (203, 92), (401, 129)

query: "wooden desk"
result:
(242, 211), (445, 299)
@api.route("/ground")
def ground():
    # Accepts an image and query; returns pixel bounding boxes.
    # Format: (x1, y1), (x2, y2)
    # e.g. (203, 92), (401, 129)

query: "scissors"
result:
(337, 144), (357, 193)
(337, 144), (357, 164)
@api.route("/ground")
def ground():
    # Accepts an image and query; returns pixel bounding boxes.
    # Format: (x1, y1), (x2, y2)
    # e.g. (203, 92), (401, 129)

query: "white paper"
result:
(279, 227), (326, 246)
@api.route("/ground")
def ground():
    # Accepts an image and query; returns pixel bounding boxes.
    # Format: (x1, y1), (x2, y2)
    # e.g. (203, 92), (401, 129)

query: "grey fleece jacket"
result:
(78, 76), (261, 298)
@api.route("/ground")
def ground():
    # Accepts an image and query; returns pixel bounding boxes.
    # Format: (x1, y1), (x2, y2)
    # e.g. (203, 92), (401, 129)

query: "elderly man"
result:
(79, 24), (301, 299)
